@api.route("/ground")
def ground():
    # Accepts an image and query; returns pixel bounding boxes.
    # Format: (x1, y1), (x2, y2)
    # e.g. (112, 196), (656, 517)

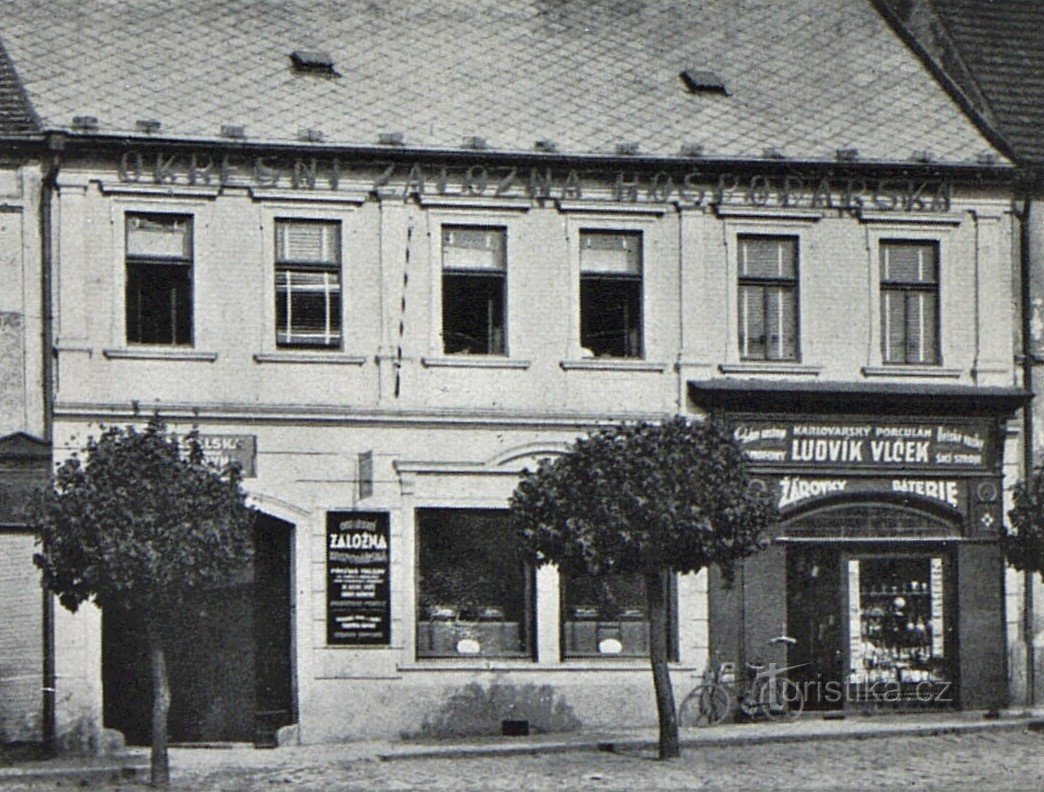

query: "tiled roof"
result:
(929, 0), (1044, 165)
(0, 34), (37, 136)
(0, 0), (1008, 164)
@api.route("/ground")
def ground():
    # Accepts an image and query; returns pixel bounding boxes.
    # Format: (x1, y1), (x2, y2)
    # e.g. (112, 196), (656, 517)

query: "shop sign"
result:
(178, 434), (256, 477)
(735, 419), (991, 471)
(115, 149), (953, 213)
(326, 511), (391, 646)
(771, 476), (966, 512)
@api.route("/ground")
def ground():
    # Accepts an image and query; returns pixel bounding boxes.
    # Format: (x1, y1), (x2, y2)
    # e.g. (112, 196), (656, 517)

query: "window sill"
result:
(714, 205), (824, 221)
(422, 356), (531, 370)
(719, 362), (821, 376)
(102, 347), (218, 362)
(398, 661), (695, 672)
(560, 359), (667, 372)
(862, 365), (962, 379)
(253, 352), (368, 365)
(858, 210), (962, 225)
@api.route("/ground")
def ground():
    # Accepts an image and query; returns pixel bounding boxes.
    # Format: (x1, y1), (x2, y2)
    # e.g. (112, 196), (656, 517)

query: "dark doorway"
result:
(102, 513), (294, 745)
(786, 544), (844, 711)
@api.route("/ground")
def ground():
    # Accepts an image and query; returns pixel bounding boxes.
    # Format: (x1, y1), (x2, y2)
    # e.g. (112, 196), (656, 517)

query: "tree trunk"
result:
(644, 570), (679, 759)
(145, 618), (171, 787)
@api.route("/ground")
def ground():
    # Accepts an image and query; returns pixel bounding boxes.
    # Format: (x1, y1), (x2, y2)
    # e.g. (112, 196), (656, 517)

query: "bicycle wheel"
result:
(678, 684), (732, 727)
(756, 677), (803, 721)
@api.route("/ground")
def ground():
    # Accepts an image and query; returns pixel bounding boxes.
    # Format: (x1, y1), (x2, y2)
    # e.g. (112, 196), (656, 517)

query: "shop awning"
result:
(687, 379), (1030, 417)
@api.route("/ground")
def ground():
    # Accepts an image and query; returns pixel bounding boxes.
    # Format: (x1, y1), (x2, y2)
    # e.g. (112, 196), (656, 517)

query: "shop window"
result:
(275, 220), (342, 348)
(580, 231), (643, 357)
(125, 214), (193, 345)
(847, 556), (952, 702)
(738, 236), (798, 361)
(561, 572), (675, 659)
(441, 227), (506, 355)
(416, 509), (533, 659)
(880, 241), (939, 364)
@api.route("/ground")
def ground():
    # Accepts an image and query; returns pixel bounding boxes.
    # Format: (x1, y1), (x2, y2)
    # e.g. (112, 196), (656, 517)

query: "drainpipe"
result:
(1018, 185), (1036, 708)
(40, 132), (63, 757)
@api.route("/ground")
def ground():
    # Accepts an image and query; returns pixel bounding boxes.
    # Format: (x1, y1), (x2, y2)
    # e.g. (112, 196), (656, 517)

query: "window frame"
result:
(414, 508), (535, 661)
(439, 225), (509, 356)
(124, 212), (195, 346)
(273, 218), (344, 350)
(736, 234), (800, 362)
(578, 229), (644, 359)
(879, 240), (940, 366)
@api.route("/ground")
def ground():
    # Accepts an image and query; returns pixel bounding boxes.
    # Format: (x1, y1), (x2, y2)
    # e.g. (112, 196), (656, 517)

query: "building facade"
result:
(0, 0), (1032, 744)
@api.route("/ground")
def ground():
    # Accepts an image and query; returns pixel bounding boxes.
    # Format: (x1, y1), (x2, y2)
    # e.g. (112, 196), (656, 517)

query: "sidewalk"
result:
(1, 708), (1041, 787)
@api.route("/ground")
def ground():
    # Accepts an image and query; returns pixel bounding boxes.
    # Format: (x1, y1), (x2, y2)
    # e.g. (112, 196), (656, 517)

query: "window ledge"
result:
(719, 362), (821, 376)
(418, 194), (531, 211)
(862, 365), (962, 379)
(556, 200), (667, 216)
(253, 352), (367, 365)
(248, 187), (367, 205)
(422, 356), (531, 370)
(560, 358), (667, 372)
(858, 210), (962, 225)
(102, 348), (218, 362)
(714, 205), (824, 221)
(398, 661), (696, 672)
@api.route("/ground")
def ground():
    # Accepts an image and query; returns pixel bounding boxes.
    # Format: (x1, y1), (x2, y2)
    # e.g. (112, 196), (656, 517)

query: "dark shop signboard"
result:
(326, 511), (390, 646)
(733, 419), (994, 472)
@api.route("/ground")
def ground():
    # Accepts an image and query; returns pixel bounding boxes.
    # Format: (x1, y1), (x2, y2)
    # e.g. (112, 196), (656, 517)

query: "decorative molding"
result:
(560, 359), (668, 372)
(248, 187), (367, 205)
(417, 194), (531, 211)
(253, 352), (368, 365)
(713, 205), (823, 221)
(556, 200), (666, 216)
(102, 348), (218, 362)
(861, 365), (962, 379)
(54, 343), (94, 357)
(397, 661), (696, 672)
(97, 181), (220, 199)
(719, 362), (822, 376)
(858, 211), (962, 226)
(421, 356), (531, 370)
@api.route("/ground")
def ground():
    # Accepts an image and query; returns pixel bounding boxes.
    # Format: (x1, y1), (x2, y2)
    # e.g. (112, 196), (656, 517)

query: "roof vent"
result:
(136, 119), (161, 134)
(462, 136), (488, 150)
(615, 142), (640, 156)
(534, 139), (558, 153)
(71, 115), (98, 131)
(762, 147), (786, 159)
(290, 50), (338, 76)
(680, 143), (704, 158)
(911, 149), (934, 163)
(835, 148), (859, 162)
(377, 131), (405, 146)
(680, 69), (728, 95)
(298, 128), (324, 143)
(976, 150), (998, 165)
(220, 125), (246, 140)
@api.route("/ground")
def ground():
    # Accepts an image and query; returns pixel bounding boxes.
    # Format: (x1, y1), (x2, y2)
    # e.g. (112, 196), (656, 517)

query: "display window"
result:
(415, 509), (533, 659)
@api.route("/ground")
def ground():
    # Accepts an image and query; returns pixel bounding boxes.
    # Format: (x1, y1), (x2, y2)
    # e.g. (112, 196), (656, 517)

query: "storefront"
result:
(697, 380), (1027, 712)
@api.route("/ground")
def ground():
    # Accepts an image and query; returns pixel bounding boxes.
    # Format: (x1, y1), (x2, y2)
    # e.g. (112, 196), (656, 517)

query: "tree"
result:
(1006, 465), (1044, 580)
(28, 418), (255, 787)
(509, 415), (777, 759)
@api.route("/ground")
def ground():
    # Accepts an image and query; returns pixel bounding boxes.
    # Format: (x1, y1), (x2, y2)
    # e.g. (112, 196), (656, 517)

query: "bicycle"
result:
(678, 635), (806, 726)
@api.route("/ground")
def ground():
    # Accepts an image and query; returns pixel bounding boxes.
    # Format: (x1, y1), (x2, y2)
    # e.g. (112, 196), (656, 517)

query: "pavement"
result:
(1, 708), (1041, 788)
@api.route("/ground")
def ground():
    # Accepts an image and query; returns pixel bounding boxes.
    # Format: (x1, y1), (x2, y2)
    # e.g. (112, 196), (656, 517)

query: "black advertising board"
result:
(326, 511), (390, 645)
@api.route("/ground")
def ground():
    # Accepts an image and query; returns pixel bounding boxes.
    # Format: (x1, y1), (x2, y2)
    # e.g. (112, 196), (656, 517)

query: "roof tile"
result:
(0, 0), (1007, 163)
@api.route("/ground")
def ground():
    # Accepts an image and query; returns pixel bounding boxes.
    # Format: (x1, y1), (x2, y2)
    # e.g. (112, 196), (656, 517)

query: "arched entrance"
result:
(102, 512), (295, 744)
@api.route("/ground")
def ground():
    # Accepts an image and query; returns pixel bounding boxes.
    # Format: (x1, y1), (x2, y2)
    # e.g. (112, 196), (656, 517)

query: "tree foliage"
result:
(28, 417), (255, 785)
(1006, 466), (1044, 579)
(509, 414), (778, 759)
(509, 414), (777, 581)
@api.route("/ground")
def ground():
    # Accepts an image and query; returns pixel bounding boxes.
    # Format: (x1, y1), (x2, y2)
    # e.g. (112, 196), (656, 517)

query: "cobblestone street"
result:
(3, 728), (1042, 791)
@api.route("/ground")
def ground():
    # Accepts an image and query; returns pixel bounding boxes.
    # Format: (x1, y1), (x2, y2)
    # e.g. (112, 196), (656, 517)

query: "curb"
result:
(0, 761), (148, 786)
(377, 717), (1036, 762)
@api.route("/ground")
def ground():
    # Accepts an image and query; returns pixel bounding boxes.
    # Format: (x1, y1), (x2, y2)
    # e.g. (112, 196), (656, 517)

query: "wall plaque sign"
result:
(326, 511), (391, 646)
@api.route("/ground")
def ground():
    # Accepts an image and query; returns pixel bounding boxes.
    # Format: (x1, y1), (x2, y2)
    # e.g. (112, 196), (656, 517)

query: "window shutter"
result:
(276, 222), (339, 264)
(740, 238), (796, 278)
(881, 243), (937, 283)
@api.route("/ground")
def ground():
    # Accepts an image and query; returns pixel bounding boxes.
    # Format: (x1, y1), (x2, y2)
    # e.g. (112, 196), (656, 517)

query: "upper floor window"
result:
(275, 220), (342, 348)
(880, 241), (939, 365)
(738, 236), (798, 361)
(126, 214), (193, 345)
(441, 227), (506, 355)
(580, 231), (643, 358)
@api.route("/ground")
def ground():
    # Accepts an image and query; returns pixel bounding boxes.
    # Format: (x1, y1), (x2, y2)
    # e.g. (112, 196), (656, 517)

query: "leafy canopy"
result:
(509, 415), (777, 580)
(1006, 466), (1044, 579)
(30, 417), (256, 615)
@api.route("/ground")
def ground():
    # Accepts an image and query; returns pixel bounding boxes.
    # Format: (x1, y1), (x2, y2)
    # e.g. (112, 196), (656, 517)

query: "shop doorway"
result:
(786, 545), (845, 711)
(102, 513), (295, 745)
